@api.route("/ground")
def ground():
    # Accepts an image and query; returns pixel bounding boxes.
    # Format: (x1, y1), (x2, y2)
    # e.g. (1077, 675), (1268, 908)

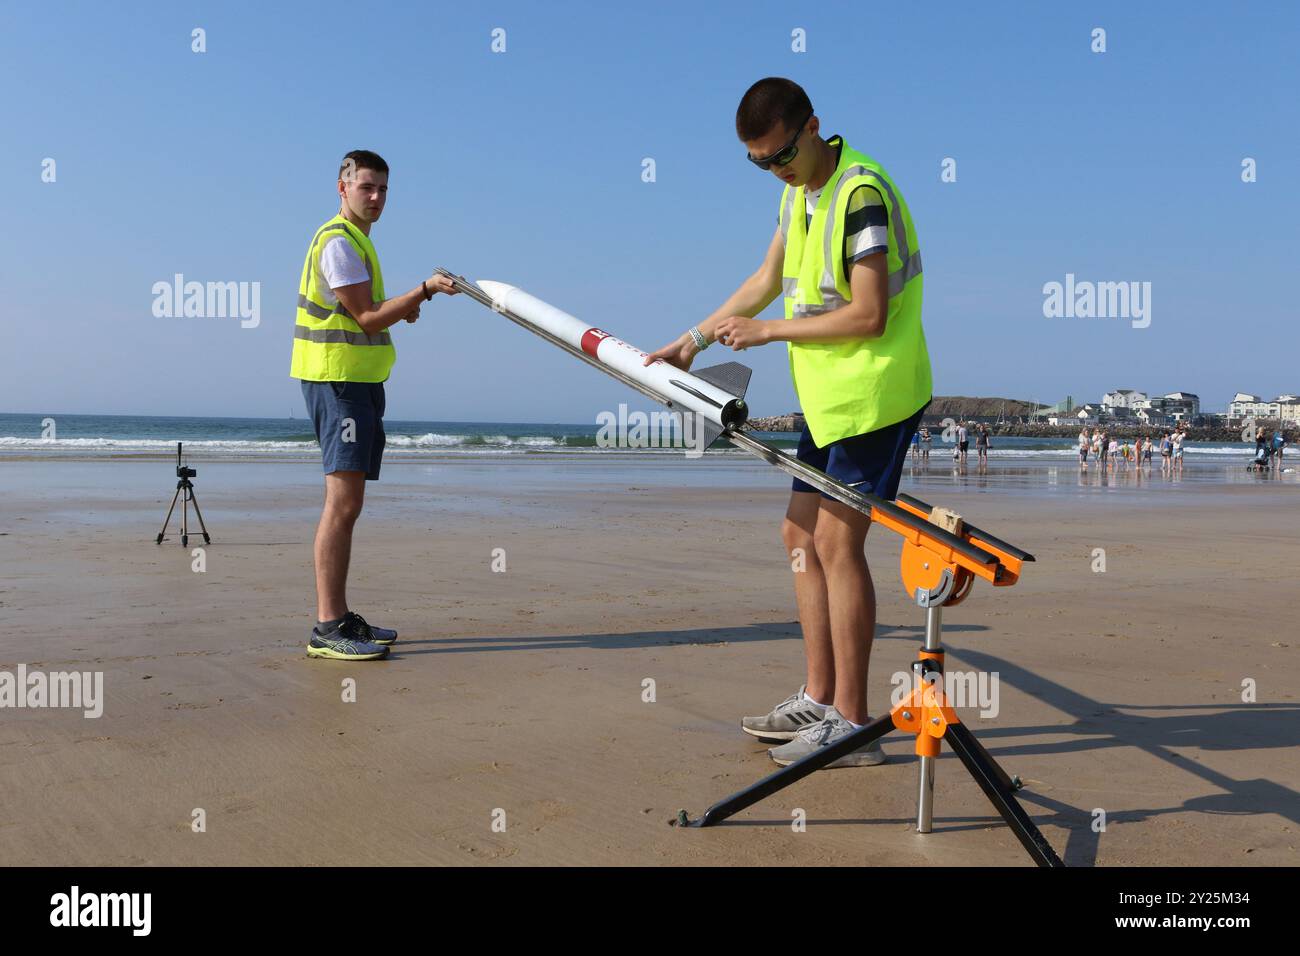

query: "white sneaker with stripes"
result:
(741, 684), (829, 741)
(767, 706), (886, 768)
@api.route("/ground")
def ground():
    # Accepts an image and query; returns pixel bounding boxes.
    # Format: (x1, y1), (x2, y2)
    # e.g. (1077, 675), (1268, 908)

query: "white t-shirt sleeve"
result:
(319, 236), (370, 290)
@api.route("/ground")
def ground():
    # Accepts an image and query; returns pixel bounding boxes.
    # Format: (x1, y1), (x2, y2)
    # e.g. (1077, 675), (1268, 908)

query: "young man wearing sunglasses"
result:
(646, 77), (932, 768)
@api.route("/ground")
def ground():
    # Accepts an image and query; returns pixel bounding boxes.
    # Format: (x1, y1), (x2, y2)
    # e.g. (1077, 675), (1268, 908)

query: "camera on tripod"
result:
(176, 443), (197, 480)
(156, 442), (211, 546)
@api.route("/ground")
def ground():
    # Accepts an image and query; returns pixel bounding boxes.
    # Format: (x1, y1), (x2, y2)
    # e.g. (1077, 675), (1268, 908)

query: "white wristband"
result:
(688, 326), (708, 351)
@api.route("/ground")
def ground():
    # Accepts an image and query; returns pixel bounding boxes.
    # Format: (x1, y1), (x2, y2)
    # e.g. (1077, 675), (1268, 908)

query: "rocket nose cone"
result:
(475, 279), (518, 314)
(476, 280), (516, 306)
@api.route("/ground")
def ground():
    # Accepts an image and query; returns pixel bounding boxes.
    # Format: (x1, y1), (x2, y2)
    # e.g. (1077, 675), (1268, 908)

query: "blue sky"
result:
(3, 0), (1296, 421)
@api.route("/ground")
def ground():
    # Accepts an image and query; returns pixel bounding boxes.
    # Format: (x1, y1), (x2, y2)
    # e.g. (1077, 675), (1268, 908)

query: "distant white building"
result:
(1229, 392), (1299, 422)
(1074, 405), (1100, 425)
(1102, 388), (1146, 410)
(1163, 391), (1200, 418)
(1144, 392), (1200, 421)
(1098, 389), (1200, 422)
(1230, 392), (1270, 419)
(1229, 393), (1257, 418)
(1135, 407), (1174, 426)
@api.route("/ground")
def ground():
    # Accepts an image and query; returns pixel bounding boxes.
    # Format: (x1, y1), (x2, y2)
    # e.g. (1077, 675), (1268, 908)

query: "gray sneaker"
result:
(767, 706), (886, 768)
(741, 684), (829, 741)
(347, 611), (397, 646)
(307, 615), (390, 661)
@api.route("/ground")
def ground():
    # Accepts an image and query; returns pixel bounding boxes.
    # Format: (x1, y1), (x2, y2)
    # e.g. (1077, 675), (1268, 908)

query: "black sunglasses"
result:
(747, 110), (814, 170)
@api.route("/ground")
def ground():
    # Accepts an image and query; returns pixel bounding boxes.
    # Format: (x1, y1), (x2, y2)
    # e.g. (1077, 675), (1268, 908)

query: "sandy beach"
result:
(0, 456), (1296, 866)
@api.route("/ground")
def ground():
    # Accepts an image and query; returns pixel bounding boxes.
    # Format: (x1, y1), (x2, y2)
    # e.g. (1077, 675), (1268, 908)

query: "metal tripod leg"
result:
(186, 485), (211, 543)
(156, 484), (183, 544)
(917, 604), (942, 833)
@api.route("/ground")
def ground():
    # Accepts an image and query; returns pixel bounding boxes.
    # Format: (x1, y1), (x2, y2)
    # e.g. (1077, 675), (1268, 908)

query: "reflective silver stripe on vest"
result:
(309, 223), (372, 281)
(784, 154), (925, 311)
(779, 187), (797, 245)
(296, 293), (359, 321)
(818, 164), (922, 301)
(293, 325), (392, 346)
(888, 250), (923, 298)
(298, 220), (373, 320)
(792, 291), (849, 316)
(301, 221), (375, 306)
(797, 255), (921, 305)
(820, 165), (866, 291)
(310, 222), (352, 245)
(297, 293), (345, 320)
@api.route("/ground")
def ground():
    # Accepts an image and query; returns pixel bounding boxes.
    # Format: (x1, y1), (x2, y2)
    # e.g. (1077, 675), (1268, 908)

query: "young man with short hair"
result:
(647, 78), (932, 767)
(290, 149), (458, 661)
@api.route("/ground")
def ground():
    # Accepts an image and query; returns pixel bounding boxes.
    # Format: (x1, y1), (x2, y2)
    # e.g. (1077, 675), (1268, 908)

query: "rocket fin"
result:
(701, 418), (726, 449)
(673, 411), (727, 451)
(692, 362), (752, 400)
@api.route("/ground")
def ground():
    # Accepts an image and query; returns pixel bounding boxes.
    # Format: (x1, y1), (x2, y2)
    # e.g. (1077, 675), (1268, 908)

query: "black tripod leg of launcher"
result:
(943, 721), (1064, 867)
(682, 714), (896, 828)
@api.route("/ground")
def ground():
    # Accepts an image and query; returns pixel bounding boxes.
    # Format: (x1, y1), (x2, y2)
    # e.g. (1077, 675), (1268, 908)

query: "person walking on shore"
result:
(291, 149), (459, 661)
(647, 77), (931, 768)
(1172, 426), (1186, 473)
(920, 426), (932, 461)
(976, 423), (990, 467)
(1079, 426), (1090, 470)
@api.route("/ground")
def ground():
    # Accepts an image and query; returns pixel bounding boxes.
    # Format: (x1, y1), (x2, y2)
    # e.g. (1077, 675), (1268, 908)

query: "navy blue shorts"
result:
(792, 403), (929, 501)
(301, 380), (386, 480)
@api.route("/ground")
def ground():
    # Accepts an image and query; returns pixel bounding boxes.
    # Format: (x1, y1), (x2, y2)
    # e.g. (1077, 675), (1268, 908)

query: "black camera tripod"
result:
(155, 442), (211, 546)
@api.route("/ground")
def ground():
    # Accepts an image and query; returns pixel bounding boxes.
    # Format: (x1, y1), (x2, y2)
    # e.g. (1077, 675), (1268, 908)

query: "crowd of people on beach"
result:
(908, 420), (1290, 475)
(910, 422), (990, 467)
(1077, 425), (1190, 474)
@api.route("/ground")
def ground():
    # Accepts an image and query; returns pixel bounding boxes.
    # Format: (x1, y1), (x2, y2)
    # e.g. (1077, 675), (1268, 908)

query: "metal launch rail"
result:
(441, 267), (1062, 866)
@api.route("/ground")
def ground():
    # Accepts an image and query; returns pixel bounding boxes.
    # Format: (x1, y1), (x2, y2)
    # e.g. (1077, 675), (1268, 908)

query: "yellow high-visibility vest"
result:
(289, 215), (395, 382)
(778, 136), (931, 445)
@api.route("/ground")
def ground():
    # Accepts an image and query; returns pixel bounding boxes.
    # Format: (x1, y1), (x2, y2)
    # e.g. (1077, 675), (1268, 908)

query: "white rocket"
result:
(438, 266), (994, 563)
(441, 270), (751, 449)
